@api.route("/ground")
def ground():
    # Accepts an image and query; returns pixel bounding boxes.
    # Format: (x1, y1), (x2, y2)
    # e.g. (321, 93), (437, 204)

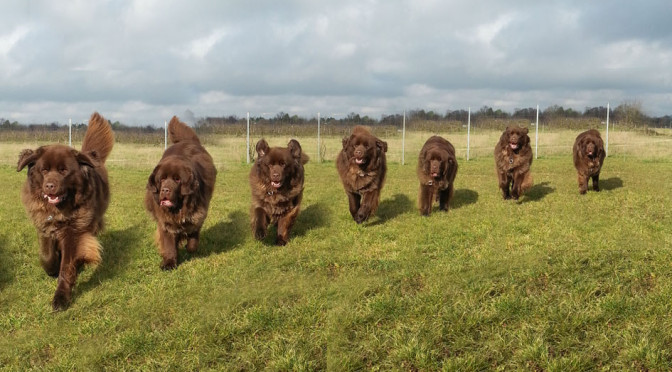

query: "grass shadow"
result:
(452, 189), (479, 209)
(190, 210), (248, 259)
(368, 193), (414, 226)
(600, 177), (623, 191)
(78, 225), (142, 293)
(520, 182), (555, 204)
(293, 202), (330, 238)
(0, 234), (12, 290)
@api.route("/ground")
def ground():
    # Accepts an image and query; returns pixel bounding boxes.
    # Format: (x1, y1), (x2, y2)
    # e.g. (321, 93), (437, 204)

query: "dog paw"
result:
(160, 259), (177, 271)
(52, 291), (71, 311)
(275, 237), (288, 246)
(254, 227), (267, 240)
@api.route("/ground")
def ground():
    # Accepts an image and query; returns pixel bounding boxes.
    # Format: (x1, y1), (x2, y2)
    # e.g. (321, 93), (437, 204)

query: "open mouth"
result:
(160, 199), (174, 207)
(431, 172), (439, 177)
(271, 181), (282, 189)
(43, 194), (65, 205)
(509, 142), (518, 150)
(355, 157), (365, 165)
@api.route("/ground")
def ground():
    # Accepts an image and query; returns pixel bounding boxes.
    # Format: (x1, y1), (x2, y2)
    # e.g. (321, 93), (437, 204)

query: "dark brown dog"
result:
(336, 126), (387, 223)
(573, 129), (606, 194)
(494, 126), (533, 200)
(17, 112), (114, 310)
(417, 136), (458, 215)
(249, 139), (309, 245)
(145, 116), (216, 270)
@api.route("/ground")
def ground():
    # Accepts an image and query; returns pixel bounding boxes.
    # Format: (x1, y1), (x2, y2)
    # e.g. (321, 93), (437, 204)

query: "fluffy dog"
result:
(17, 112), (114, 310)
(249, 139), (309, 245)
(573, 129), (606, 194)
(336, 126), (388, 223)
(145, 116), (217, 270)
(494, 126), (533, 200)
(417, 136), (458, 215)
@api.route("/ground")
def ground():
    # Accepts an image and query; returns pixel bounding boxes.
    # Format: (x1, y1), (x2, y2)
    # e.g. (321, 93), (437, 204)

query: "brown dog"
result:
(573, 129), (606, 194)
(17, 112), (114, 310)
(417, 136), (458, 215)
(494, 126), (533, 200)
(145, 117), (216, 270)
(336, 126), (387, 223)
(249, 139), (308, 245)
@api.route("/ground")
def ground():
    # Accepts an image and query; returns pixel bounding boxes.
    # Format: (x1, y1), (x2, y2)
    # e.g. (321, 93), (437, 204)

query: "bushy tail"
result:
(168, 116), (200, 145)
(81, 112), (114, 163)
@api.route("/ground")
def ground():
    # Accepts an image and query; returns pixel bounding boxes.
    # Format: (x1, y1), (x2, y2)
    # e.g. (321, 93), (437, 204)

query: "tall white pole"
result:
(164, 120), (167, 150)
(68, 118), (72, 146)
(606, 103), (610, 157)
(467, 107), (471, 161)
(402, 110), (406, 165)
(535, 104), (539, 159)
(317, 112), (321, 163)
(246, 112), (250, 164)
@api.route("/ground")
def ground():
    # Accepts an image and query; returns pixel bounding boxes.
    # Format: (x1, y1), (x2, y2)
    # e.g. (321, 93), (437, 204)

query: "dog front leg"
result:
(158, 228), (178, 270)
(52, 232), (77, 311)
(276, 206), (300, 246)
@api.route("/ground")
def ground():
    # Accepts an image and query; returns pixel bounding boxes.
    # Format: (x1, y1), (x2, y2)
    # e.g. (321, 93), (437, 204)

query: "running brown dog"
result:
(417, 136), (458, 215)
(573, 129), (606, 194)
(494, 126), (533, 200)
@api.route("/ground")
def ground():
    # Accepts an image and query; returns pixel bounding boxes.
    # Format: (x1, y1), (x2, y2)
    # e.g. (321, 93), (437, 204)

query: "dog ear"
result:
(288, 139), (302, 159)
(181, 170), (199, 196)
(376, 139), (388, 153)
(256, 139), (270, 158)
(17, 148), (41, 172)
(342, 135), (352, 150)
(74, 150), (95, 168)
(147, 165), (160, 194)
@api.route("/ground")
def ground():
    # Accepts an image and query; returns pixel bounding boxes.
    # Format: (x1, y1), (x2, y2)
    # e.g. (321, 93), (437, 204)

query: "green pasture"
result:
(0, 131), (671, 370)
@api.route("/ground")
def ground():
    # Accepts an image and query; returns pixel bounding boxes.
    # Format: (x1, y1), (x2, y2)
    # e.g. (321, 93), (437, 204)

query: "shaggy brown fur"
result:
(417, 136), (458, 215)
(573, 129), (606, 194)
(145, 116), (217, 270)
(336, 126), (388, 223)
(17, 112), (114, 310)
(494, 126), (533, 200)
(249, 139), (309, 245)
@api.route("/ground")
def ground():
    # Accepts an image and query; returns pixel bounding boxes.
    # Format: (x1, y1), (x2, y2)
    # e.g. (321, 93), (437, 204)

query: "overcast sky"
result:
(1, 0), (671, 125)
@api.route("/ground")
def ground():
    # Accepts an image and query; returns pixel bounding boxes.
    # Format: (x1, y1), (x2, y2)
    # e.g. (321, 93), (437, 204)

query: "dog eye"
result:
(59, 167), (67, 174)
(174, 176), (181, 182)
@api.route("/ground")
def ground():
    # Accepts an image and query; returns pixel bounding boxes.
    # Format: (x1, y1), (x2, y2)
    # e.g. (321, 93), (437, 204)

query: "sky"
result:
(1, 0), (671, 125)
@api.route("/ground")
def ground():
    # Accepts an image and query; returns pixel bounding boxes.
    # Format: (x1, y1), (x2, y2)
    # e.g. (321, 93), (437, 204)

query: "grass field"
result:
(0, 131), (671, 370)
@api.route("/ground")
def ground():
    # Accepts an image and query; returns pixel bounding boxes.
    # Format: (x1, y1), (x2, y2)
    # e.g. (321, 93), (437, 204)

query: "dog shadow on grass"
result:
(293, 202), (330, 238)
(452, 189), (479, 209)
(0, 235), (12, 290)
(78, 225), (143, 293)
(600, 177), (623, 191)
(190, 210), (249, 258)
(368, 193), (414, 226)
(520, 182), (555, 204)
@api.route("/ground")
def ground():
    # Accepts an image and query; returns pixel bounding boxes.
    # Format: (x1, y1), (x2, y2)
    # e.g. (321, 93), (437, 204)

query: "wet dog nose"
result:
(355, 149), (362, 156)
(161, 187), (170, 194)
(45, 183), (55, 192)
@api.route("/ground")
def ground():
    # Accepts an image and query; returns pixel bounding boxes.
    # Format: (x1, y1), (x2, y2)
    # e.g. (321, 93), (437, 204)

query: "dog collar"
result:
(509, 156), (514, 164)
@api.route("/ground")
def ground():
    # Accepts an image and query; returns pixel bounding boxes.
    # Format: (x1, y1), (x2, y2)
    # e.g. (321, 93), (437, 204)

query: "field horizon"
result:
(1, 130), (671, 370)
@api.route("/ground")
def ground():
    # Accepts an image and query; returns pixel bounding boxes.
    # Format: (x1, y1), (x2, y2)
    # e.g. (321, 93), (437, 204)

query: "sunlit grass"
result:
(0, 135), (671, 370)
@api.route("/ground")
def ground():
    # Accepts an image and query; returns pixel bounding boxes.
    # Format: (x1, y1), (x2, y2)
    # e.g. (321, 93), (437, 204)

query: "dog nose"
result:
(161, 187), (170, 194)
(45, 183), (55, 192)
(355, 149), (362, 156)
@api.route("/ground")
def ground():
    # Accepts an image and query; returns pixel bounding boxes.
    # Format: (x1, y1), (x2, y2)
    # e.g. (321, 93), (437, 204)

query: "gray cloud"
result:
(1, 0), (671, 125)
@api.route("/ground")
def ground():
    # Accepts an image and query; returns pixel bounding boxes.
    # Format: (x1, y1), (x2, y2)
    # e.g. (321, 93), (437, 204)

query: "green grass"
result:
(1, 140), (671, 370)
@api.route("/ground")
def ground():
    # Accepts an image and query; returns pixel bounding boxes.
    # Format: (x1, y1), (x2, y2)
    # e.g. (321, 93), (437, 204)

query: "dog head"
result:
(147, 157), (199, 209)
(502, 126), (530, 152)
(341, 126), (387, 169)
(17, 145), (96, 207)
(255, 139), (307, 190)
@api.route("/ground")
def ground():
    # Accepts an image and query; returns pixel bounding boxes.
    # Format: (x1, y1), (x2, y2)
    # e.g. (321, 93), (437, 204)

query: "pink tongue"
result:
(510, 143), (518, 149)
(271, 182), (281, 189)
(160, 200), (173, 207)
(47, 196), (60, 204)
(431, 172), (438, 177)
(355, 158), (364, 164)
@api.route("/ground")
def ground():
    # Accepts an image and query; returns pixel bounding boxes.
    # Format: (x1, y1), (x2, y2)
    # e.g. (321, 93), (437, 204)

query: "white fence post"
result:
(535, 104), (539, 159)
(605, 103), (610, 157)
(246, 112), (250, 164)
(164, 120), (167, 150)
(317, 112), (321, 163)
(402, 110), (406, 165)
(68, 118), (72, 146)
(467, 107), (471, 161)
